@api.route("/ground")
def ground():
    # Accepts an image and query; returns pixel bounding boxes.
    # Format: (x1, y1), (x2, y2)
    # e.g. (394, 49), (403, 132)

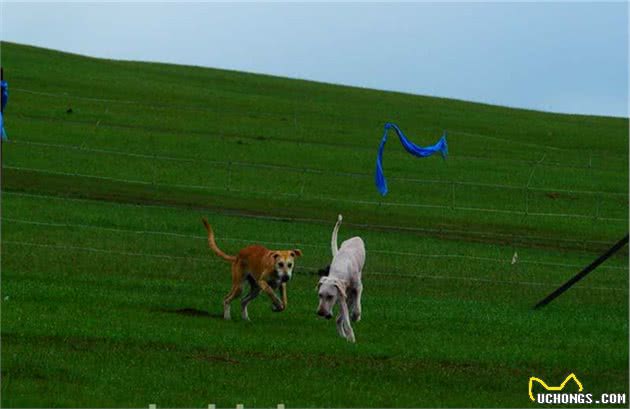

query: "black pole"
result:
(533, 234), (629, 309)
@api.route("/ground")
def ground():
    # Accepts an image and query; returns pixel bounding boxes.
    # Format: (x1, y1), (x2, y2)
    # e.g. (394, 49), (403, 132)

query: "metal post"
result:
(226, 162), (233, 191)
(294, 109), (299, 145)
(594, 193), (601, 220)
(524, 187), (529, 215)
(299, 168), (307, 197)
(151, 134), (157, 186)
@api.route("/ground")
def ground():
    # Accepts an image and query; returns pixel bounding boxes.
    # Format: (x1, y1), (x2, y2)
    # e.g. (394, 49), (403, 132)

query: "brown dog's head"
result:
(271, 249), (302, 282)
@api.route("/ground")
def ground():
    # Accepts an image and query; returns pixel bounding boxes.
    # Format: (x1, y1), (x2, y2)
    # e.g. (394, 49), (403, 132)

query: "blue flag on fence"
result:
(1, 79), (8, 141)
(375, 122), (448, 196)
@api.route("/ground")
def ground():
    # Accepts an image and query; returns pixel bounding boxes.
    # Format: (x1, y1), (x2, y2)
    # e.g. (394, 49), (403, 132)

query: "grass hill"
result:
(1, 41), (628, 407)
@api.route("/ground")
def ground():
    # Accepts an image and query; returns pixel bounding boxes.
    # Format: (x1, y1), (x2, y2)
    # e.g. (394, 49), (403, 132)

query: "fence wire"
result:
(14, 87), (629, 165)
(2, 238), (625, 293)
(3, 191), (623, 248)
(4, 163), (626, 222)
(10, 139), (628, 197)
(3, 217), (627, 271)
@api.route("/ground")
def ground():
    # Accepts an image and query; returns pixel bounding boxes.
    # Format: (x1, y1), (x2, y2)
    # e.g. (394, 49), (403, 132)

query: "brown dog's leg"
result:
(281, 282), (288, 308)
(258, 280), (284, 311)
(241, 276), (261, 321)
(223, 263), (243, 320)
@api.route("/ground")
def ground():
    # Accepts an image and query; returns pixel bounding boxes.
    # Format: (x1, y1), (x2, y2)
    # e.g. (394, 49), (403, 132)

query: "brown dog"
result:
(202, 218), (302, 320)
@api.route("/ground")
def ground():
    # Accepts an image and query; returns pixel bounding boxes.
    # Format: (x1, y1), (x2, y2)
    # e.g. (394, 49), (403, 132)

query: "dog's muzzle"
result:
(280, 274), (291, 283)
(317, 310), (332, 319)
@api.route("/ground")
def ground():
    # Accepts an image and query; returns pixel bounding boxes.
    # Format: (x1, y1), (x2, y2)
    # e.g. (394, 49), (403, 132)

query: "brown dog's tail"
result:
(201, 218), (237, 262)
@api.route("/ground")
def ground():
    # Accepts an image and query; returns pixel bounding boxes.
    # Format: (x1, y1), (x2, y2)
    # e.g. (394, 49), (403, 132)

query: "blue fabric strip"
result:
(375, 122), (447, 196)
(1, 80), (8, 141)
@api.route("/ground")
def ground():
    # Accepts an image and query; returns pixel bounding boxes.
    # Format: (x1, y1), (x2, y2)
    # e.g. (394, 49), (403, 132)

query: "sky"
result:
(1, 1), (628, 117)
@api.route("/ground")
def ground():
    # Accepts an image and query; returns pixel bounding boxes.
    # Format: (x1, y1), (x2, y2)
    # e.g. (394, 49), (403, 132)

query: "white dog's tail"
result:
(331, 214), (343, 257)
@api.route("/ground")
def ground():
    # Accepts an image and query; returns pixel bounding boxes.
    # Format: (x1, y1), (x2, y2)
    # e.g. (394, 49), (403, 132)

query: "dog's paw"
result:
(271, 302), (285, 312)
(351, 312), (361, 322)
(346, 333), (356, 343)
(338, 214), (343, 222)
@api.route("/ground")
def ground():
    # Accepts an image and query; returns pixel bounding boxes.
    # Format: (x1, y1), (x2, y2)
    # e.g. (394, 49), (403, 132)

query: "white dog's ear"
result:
(335, 281), (347, 300)
(315, 277), (325, 291)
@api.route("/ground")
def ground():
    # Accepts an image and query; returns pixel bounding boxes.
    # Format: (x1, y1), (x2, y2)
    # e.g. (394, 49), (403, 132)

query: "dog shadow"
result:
(158, 307), (224, 319)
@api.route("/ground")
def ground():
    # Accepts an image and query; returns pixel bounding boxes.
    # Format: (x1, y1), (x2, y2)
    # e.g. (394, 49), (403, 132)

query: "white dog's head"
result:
(316, 277), (347, 319)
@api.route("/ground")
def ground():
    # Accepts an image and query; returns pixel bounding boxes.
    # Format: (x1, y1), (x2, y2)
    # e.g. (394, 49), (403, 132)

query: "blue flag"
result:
(1, 80), (8, 141)
(375, 122), (447, 196)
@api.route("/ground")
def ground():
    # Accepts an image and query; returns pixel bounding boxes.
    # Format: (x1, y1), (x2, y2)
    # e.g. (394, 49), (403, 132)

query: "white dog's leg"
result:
(223, 302), (231, 320)
(336, 314), (347, 338)
(351, 283), (363, 322)
(339, 301), (355, 343)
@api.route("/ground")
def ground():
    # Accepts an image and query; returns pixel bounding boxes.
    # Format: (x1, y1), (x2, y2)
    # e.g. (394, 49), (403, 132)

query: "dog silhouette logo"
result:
(528, 373), (583, 401)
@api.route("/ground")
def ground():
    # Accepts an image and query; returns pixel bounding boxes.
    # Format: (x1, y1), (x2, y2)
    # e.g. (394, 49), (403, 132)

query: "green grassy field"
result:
(1, 41), (628, 408)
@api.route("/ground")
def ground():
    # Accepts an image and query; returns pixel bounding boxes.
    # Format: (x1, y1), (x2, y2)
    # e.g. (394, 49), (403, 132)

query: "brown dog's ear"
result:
(291, 249), (303, 257)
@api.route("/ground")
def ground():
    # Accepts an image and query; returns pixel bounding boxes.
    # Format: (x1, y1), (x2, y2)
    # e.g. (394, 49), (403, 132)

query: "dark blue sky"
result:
(2, 1), (628, 117)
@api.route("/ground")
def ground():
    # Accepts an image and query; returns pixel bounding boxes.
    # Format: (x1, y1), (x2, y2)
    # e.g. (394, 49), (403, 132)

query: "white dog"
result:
(316, 215), (365, 343)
